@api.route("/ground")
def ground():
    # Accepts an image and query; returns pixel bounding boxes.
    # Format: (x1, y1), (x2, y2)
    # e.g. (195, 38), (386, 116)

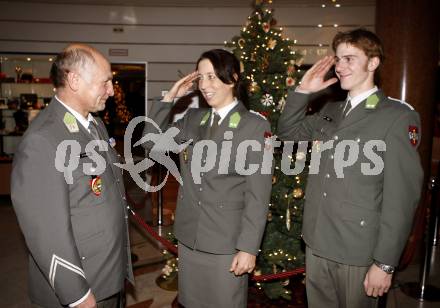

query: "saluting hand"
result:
(163, 71), (199, 102)
(297, 56), (338, 93)
(229, 251), (256, 276)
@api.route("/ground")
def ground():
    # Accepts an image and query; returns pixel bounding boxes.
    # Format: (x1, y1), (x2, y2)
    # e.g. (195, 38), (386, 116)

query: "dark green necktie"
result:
(342, 99), (352, 118)
(88, 120), (102, 140)
(209, 112), (221, 138)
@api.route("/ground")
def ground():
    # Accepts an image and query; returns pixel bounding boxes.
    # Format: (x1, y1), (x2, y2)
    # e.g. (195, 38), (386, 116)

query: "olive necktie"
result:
(209, 112), (221, 138)
(342, 99), (352, 118)
(88, 120), (102, 140)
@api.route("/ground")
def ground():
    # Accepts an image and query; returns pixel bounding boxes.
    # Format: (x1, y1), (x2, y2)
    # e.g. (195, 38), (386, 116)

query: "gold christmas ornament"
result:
(249, 81), (259, 93)
(268, 38), (277, 49)
(272, 175), (277, 184)
(267, 210), (273, 221)
(261, 55), (270, 70)
(240, 61), (245, 73)
(292, 188), (304, 199)
(238, 38), (245, 48)
(277, 97), (286, 111)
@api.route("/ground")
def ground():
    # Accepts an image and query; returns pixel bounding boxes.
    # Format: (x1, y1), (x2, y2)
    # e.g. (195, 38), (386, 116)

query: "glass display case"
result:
(0, 53), (55, 194)
(0, 53), (55, 158)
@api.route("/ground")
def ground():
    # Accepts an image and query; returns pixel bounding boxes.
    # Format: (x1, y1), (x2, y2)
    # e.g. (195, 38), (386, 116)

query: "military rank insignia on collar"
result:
(229, 112), (241, 128)
(365, 94), (379, 109)
(63, 112), (79, 133)
(408, 126), (419, 147)
(90, 175), (102, 196)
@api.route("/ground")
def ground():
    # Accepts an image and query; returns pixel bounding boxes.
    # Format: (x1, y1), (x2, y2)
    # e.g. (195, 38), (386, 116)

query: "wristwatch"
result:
(374, 260), (395, 274)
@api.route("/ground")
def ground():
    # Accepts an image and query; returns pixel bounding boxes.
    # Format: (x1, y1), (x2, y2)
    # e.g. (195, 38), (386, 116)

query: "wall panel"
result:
(0, 2), (375, 99)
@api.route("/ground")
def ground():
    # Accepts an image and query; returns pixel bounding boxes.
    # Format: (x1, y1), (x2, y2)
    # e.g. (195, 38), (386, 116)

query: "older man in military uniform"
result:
(11, 44), (134, 307)
(277, 28), (423, 307)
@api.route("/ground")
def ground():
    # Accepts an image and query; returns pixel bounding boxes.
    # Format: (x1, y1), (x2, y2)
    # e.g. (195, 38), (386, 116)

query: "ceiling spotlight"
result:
(335, 4), (341, 7)
(318, 24), (323, 28)
(334, 24), (338, 27)
(321, 4), (326, 8)
(26, 57), (31, 61)
(48, 58), (53, 62)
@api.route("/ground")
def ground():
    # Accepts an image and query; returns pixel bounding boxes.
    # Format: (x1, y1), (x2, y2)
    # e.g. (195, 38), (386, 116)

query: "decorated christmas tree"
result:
(226, 0), (308, 300)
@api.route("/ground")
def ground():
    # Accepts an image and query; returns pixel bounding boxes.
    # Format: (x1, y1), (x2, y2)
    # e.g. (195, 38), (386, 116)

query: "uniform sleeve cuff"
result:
(69, 289), (91, 307)
(294, 87), (311, 94)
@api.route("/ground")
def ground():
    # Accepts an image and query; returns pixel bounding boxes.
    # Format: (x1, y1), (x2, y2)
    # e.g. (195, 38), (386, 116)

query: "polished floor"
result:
(1, 184), (440, 307)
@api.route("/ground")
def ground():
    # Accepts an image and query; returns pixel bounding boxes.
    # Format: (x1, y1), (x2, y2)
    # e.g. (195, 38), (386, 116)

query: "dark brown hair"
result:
(332, 28), (384, 63)
(196, 49), (248, 105)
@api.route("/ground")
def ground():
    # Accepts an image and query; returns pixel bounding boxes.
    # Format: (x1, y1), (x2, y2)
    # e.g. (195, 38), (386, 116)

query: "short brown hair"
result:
(50, 44), (96, 88)
(332, 28), (384, 63)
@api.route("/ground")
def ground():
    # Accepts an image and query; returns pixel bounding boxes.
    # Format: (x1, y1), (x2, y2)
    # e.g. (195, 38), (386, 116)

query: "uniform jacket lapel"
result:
(209, 101), (247, 142)
(50, 97), (91, 146)
(336, 90), (386, 131)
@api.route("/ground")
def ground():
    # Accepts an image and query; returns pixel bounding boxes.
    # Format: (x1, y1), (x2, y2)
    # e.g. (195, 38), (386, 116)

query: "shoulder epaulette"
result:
(388, 97), (414, 111)
(249, 109), (267, 120)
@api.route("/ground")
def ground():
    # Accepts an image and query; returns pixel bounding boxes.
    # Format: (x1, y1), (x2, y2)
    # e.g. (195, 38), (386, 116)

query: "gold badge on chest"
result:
(90, 176), (102, 196)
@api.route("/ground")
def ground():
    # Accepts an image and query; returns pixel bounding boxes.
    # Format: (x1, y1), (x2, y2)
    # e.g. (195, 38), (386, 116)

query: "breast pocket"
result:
(71, 207), (108, 259)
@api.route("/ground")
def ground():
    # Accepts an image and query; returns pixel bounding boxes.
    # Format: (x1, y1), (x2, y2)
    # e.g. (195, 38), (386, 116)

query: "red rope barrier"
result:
(126, 192), (305, 282)
(129, 207), (178, 255)
(252, 268), (305, 282)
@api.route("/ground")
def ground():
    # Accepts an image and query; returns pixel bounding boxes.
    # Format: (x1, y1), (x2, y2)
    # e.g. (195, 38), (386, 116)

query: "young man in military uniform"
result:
(277, 28), (423, 307)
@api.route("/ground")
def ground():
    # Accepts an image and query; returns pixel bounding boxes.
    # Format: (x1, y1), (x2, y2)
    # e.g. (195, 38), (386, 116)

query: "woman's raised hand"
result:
(162, 71), (199, 102)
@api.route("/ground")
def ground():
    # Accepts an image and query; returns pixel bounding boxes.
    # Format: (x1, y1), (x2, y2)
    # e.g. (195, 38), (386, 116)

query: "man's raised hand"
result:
(297, 56), (338, 93)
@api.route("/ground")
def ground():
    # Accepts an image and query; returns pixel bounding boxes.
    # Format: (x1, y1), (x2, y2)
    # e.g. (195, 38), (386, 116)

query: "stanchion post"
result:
(156, 165), (163, 226)
(433, 169), (439, 246)
(401, 172), (440, 301)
